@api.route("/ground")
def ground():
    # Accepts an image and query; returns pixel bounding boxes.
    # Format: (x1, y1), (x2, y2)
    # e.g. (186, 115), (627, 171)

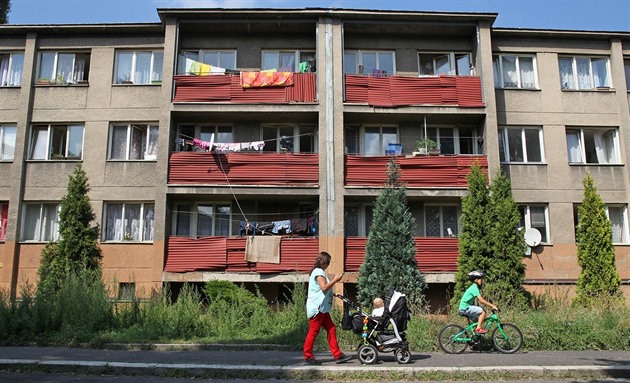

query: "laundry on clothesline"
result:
(182, 56), (227, 76)
(178, 137), (266, 153)
(239, 217), (317, 237)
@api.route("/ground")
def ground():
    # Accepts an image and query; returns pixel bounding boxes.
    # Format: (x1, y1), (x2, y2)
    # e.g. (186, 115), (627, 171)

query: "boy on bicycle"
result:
(458, 270), (498, 334)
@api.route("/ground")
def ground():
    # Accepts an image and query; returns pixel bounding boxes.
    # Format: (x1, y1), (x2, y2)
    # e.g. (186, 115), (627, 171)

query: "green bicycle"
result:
(438, 309), (523, 354)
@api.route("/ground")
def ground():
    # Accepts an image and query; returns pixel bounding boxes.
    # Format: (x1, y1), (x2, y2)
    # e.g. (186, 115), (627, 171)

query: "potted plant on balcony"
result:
(413, 138), (439, 156)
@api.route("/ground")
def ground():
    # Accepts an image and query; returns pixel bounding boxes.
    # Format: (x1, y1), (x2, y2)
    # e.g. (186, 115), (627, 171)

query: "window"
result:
(173, 203), (231, 237)
(0, 52), (24, 86)
(498, 127), (544, 163)
(262, 124), (317, 153)
(114, 50), (163, 84)
(104, 202), (154, 242)
(425, 205), (459, 237)
(178, 49), (237, 73)
(607, 205), (628, 243)
(344, 204), (373, 237)
(425, 126), (482, 155)
(566, 128), (619, 164)
(262, 50), (315, 72)
(29, 124), (84, 160)
(559, 56), (610, 90)
(109, 124), (158, 160)
(344, 50), (395, 75)
(0, 124), (16, 161)
(36, 51), (89, 84)
(419, 52), (472, 76)
(0, 202), (7, 241)
(22, 203), (59, 242)
(519, 205), (549, 243)
(363, 126), (398, 156)
(177, 124), (233, 151)
(117, 282), (136, 301)
(625, 59), (630, 91)
(492, 54), (537, 89)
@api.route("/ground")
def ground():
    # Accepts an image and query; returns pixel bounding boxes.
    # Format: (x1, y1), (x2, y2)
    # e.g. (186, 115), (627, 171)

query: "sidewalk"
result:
(1, 345), (629, 380)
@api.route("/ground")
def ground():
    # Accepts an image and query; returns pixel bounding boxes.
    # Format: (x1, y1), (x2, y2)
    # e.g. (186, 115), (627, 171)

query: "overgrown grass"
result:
(1, 281), (629, 351)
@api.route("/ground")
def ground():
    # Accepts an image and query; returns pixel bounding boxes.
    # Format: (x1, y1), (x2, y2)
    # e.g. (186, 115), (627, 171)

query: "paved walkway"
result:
(0, 345), (628, 379)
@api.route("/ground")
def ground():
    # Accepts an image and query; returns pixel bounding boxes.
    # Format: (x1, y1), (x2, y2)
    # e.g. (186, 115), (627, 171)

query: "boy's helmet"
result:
(468, 270), (485, 281)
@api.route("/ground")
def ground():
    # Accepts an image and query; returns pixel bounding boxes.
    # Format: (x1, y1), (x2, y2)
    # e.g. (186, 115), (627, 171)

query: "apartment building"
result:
(0, 8), (628, 307)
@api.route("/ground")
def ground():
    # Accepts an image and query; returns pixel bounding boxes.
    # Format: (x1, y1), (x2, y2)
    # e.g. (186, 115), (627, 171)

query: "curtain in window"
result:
(591, 58), (609, 88)
(592, 131), (608, 164)
(110, 126), (128, 159)
(30, 127), (49, 160)
(279, 52), (295, 72)
(106, 204), (123, 241)
(1, 54), (23, 86)
(608, 206), (625, 243)
(197, 205), (214, 237)
(492, 57), (501, 87)
(125, 204), (141, 240)
(135, 52), (152, 85)
(43, 204), (59, 241)
(143, 204), (154, 241)
(530, 206), (547, 242)
(74, 55), (86, 83)
(23, 205), (41, 241)
(519, 57), (535, 88)
(498, 129), (506, 162)
(0, 55), (8, 86)
(216, 206), (231, 236)
(559, 58), (574, 89)
(175, 205), (191, 236)
(0, 203), (7, 241)
(501, 56), (518, 87)
(39, 52), (55, 81)
(57, 53), (74, 84)
(1, 126), (16, 160)
(146, 126), (158, 160)
(566, 131), (582, 163)
(152, 52), (163, 82)
(576, 58), (591, 89)
(130, 125), (147, 160)
(603, 131), (616, 164)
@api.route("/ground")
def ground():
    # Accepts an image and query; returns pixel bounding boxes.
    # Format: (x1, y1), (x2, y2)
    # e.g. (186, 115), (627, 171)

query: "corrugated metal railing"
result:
(345, 155), (488, 187)
(345, 74), (484, 107)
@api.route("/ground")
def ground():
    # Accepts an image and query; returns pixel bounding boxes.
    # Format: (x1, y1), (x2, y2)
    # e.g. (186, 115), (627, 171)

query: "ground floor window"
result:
(104, 202), (154, 242)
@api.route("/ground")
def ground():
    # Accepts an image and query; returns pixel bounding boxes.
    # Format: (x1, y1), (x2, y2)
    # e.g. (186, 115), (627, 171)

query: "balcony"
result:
(168, 152), (319, 186)
(164, 236), (319, 273)
(172, 73), (316, 103)
(345, 155), (487, 187)
(345, 237), (459, 272)
(344, 74), (484, 108)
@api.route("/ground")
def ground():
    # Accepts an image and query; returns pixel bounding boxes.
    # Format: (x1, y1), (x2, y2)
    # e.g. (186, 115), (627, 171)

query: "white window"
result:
(493, 54), (537, 89)
(262, 124), (317, 153)
(565, 128), (619, 164)
(178, 49), (237, 73)
(559, 56), (610, 90)
(0, 52), (24, 86)
(0, 124), (17, 161)
(425, 205), (459, 237)
(344, 204), (373, 237)
(344, 50), (395, 76)
(29, 124), (84, 160)
(36, 51), (89, 84)
(606, 205), (629, 244)
(114, 50), (163, 84)
(419, 52), (472, 76)
(173, 203), (231, 238)
(498, 127), (544, 163)
(519, 205), (549, 244)
(22, 203), (59, 242)
(177, 124), (233, 151)
(362, 126), (398, 156)
(425, 126), (481, 155)
(261, 50), (315, 72)
(0, 202), (8, 241)
(104, 202), (154, 242)
(109, 124), (158, 160)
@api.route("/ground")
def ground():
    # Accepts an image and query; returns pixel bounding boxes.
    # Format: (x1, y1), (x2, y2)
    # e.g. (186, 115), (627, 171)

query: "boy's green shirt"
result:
(459, 283), (480, 311)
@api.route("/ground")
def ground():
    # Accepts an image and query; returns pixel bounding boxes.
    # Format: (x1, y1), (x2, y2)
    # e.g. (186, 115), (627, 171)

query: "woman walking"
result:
(303, 251), (351, 365)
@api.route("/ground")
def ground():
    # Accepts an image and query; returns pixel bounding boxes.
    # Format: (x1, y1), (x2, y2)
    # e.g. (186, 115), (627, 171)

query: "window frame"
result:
(519, 204), (550, 244)
(108, 123), (159, 161)
(261, 123), (318, 154)
(424, 204), (460, 238)
(176, 124), (233, 152)
(21, 203), (60, 242)
(606, 204), (629, 244)
(102, 202), (155, 242)
(344, 203), (373, 237)
(418, 52), (472, 76)
(261, 49), (315, 72)
(172, 202), (232, 238)
(559, 55), (611, 90)
(0, 52), (24, 86)
(361, 125), (398, 156)
(492, 54), (538, 89)
(424, 125), (482, 155)
(36, 51), (90, 84)
(498, 126), (545, 163)
(178, 49), (237, 72)
(28, 123), (85, 161)
(114, 50), (163, 85)
(565, 127), (620, 165)
(0, 124), (17, 161)
(343, 50), (396, 75)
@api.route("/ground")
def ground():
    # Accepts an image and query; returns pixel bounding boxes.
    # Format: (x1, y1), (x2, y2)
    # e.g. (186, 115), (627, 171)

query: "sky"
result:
(6, 0), (630, 32)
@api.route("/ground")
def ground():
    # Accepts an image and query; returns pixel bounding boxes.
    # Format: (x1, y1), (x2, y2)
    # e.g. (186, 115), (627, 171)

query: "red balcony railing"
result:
(345, 74), (484, 108)
(164, 236), (319, 273)
(345, 155), (487, 187)
(172, 73), (317, 103)
(345, 237), (459, 272)
(168, 152), (319, 186)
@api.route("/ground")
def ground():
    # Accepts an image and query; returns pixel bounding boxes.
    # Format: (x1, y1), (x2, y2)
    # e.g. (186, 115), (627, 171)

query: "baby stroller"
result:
(334, 288), (412, 364)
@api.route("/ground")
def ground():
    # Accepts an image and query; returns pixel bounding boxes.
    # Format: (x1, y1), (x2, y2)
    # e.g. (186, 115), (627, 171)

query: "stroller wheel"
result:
(357, 344), (378, 365)
(395, 347), (411, 364)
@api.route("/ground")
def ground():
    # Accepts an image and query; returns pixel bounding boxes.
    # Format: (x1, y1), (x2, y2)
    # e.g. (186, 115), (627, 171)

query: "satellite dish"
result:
(524, 228), (542, 247)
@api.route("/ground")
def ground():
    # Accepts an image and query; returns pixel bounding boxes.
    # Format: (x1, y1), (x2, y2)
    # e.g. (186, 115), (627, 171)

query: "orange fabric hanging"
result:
(241, 71), (294, 88)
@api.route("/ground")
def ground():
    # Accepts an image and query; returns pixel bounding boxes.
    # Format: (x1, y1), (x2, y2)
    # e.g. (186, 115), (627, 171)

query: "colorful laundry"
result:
(240, 70), (294, 88)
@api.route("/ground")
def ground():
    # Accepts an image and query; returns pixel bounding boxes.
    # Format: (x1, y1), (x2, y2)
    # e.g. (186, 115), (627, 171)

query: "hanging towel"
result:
(245, 236), (281, 264)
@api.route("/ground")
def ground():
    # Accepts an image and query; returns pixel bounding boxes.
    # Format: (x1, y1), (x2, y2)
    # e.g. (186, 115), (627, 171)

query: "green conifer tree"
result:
(357, 159), (426, 308)
(450, 165), (490, 309)
(0, 0), (10, 24)
(486, 169), (529, 307)
(574, 173), (623, 306)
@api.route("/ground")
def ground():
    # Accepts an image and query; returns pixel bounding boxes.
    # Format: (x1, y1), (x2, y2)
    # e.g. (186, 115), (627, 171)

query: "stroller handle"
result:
(334, 293), (361, 309)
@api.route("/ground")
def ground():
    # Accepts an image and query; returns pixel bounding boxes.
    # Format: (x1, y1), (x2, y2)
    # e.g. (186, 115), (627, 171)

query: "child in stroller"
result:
(335, 288), (412, 364)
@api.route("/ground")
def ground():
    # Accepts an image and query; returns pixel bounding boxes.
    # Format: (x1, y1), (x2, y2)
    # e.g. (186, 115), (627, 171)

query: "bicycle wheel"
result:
(492, 323), (523, 354)
(438, 324), (468, 354)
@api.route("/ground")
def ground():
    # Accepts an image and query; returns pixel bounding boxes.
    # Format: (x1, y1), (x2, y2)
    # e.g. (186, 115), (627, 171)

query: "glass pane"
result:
(361, 52), (377, 74)
(74, 53), (89, 82)
(455, 54), (470, 75)
(9, 53), (24, 86)
(143, 204), (154, 241)
(135, 52), (152, 84)
(279, 126), (294, 152)
(130, 125), (147, 160)
(299, 125), (316, 153)
(501, 56), (518, 87)
(608, 206), (624, 243)
(124, 204), (141, 241)
(524, 129), (541, 162)
(175, 205), (191, 236)
(197, 205), (213, 237)
(146, 126), (158, 160)
(419, 54), (435, 75)
(30, 126), (49, 160)
(217, 126), (232, 143)
(364, 127), (380, 155)
(262, 51), (278, 70)
(1, 126), (16, 160)
(38, 52), (55, 81)
(425, 206), (441, 237)
(23, 204), (41, 241)
(216, 205), (231, 236)
(498, 129), (506, 162)
(67, 125), (84, 159)
(105, 204), (123, 241)
(343, 52), (357, 74)
(56, 53), (74, 84)
(519, 56), (535, 88)
(435, 55), (450, 75)
(442, 206), (458, 236)
(625, 60), (630, 90)
(345, 127), (359, 154)
(566, 130), (582, 163)
(262, 127), (277, 152)
(115, 52), (133, 84)
(576, 57), (591, 89)
(43, 204), (59, 241)
(152, 52), (163, 82)
(220, 51), (236, 69)
(381, 127), (397, 155)
(203, 51), (219, 66)
(492, 56), (501, 87)
(591, 58), (609, 88)
(506, 129), (524, 162)
(559, 58), (575, 89)
(279, 52), (295, 71)
(530, 206), (547, 243)
(110, 125), (128, 160)
(50, 125), (67, 159)
(344, 206), (359, 236)
(378, 52), (394, 75)
(439, 128), (454, 155)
